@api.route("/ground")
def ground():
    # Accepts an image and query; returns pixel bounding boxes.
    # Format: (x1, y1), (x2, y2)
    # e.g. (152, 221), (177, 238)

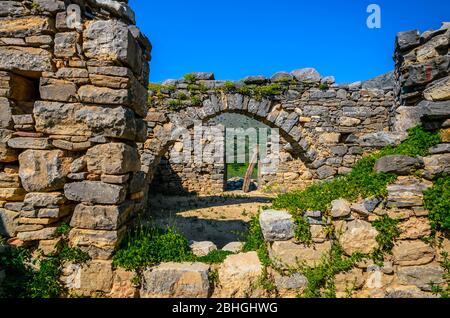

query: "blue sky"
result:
(129, 0), (450, 84)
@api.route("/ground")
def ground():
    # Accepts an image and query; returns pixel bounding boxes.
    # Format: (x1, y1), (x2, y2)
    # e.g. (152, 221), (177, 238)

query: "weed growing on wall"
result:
(431, 251), (450, 298)
(0, 223), (90, 298)
(272, 126), (440, 241)
(371, 215), (400, 264)
(424, 174), (450, 232)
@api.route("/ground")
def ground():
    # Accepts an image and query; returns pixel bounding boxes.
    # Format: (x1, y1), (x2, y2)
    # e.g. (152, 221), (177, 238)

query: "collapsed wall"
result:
(0, 0), (150, 295)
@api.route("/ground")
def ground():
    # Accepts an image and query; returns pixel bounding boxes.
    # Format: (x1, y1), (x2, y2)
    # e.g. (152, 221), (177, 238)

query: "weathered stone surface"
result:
(222, 242), (243, 253)
(424, 76), (450, 101)
(259, 209), (295, 241)
(387, 177), (432, 208)
(108, 268), (138, 298)
(419, 100), (450, 119)
(385, 285), (434, 298)
(359, 132), (408, 147)
(70, 202), (133, 230)
(0, 1), (27, 17)
(39, 78), (77, 102)
(393, 240), (435, 266)
(217, 252), (262, 298)
(18, 149), (72, 192)
(86, 143), (140, 175)
(291, 68), (321, 82)
(374, 155), (423, 175)
(0, 46), (53, 75)
(190, 241), (217, 257)
(0, 173), (20, 188)
(64, 181), (126, 204)
(34, 102), (138, 141)
(397, 264), (444, 291)
(396, 30), (420, 51)
(24, 192), (66, 208)
(141, 262), (210, 298)
(54, 32), (79, 57)
(331, 199), (351, 218)
(87, 0), (136, 24)
(334, 268), (365, 293)
(393, 106), (423, 132)
(398, 217), (432, 239)
(78, 85), (128, 105)
(83, 20), (141, 74)
(68, 228), (124, 260)
(0, 208), (19, 237)
(339, 220), (378, 255)
(422, 154), (450, 179)
(64, 260), (114, 295)
(269, 241), (332, 267)
(428, 142), (450, 155)
(271, 72), (293, 82)
(17, 227), (58, 241)
(0, 16), (53, 37)
(8, 137), (51, 150)
(0, 98), (12, 129)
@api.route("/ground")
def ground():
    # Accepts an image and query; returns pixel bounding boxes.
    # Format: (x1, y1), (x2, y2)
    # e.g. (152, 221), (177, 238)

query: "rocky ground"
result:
(149, 191), (272, 247)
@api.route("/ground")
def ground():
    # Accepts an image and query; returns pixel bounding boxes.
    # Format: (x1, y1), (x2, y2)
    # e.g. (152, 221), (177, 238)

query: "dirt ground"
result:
(148, 190), (274, 248)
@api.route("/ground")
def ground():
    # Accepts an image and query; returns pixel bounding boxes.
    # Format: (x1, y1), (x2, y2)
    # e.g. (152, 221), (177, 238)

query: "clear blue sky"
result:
(129, 0), (450, 84)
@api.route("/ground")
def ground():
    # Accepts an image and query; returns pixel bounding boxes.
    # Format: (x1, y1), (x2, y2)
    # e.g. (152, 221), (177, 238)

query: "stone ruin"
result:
(0, 0), (449, 298)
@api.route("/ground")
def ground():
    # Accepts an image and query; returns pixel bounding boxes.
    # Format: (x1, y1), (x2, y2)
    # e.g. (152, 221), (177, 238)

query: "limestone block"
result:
(0, 46), (53, 76)
(18, 149), (72, 192)
(397, 264), (444, 291)
(374, 155), (423, 175)
(70, 202), (134, 230)
(339, 220), (378, 255)
(259, 209), (295, 241)
(140, 262), (210, 298)
(269, 241), (332, 267)
(85, 143), (140, 175)
(393, 240), (435, 266)
(64, 181), (127, 205)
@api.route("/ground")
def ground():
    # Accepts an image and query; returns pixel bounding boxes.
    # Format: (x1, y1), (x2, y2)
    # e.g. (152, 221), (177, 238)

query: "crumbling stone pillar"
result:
(0, 0), (151, 289)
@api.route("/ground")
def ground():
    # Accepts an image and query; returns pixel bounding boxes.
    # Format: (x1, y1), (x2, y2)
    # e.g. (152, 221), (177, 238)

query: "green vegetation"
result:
(196, 250), (233, 264)
(295, 243), (366, 298)
(113, 225), (194, 270)
(371, 215), (400, 264)
(227, 163), (258, 180)
(272, 126), (440, 242)
(319, 83), (329, 91)
(424, 174), (450, 232)
(0, 224), (90, 298)
(183, 73), (197, 83)
(242, 215), (271, 267)
(190, 95), (203, 106)
(218, 82), (287, 100)
(432, 251), (450, 298)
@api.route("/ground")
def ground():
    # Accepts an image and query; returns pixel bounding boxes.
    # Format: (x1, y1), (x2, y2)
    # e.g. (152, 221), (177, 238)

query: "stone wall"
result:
(146, 70), (397, 194)
(393, 22), (450, 135)
(0, 0), (150, 295)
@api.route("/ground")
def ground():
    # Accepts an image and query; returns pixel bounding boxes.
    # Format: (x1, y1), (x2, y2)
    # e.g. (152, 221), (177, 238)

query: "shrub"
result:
(113, 225), (195, 270)
(196, 250), (233, 264)
(371, 215), (400, 264)
(183, 73), (197, 83)
(297, 243), (365, 298)
(242, 215), (271, 266)
(424, 174), (450, 232)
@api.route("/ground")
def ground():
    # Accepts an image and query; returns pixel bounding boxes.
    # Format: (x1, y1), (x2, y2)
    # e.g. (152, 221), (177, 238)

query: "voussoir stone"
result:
(19, 149), (72, 192)
(338, 220), (378, 255)
(85, 143), (140, 175)
(374, 155), (423, 175)
(259, 209), (295, 241)
(140, 262), (210, 298)
(64, 181), (126, 204)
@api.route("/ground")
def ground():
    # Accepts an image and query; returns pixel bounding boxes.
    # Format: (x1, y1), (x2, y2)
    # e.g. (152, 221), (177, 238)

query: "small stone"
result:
(221, 242), (243, 253)
(339, 220), (378, 255)
(141, 262), (210, 298)
(190, 241), (217, 257)
(259, 209), (295, 241)
(331, 199), (351, 218)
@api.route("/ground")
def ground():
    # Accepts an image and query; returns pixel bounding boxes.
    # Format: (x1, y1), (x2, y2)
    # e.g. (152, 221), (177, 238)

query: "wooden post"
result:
(242, 145), (259, 193)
